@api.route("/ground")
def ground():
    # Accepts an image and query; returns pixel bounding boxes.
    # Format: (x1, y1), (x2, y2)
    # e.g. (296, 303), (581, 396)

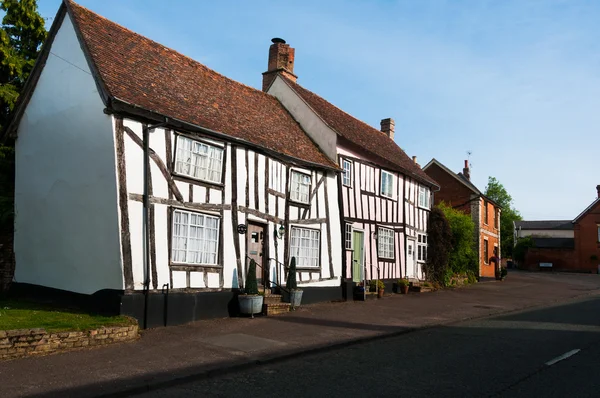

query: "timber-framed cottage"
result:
(261, 39), (439, 297)
(3, 1), (343, 326)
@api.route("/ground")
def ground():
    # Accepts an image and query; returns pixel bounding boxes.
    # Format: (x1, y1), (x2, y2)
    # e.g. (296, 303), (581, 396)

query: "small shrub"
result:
(398, 278), (410, 287)
(286, 256), (299, 290)
(467, 271), (477, 284)
(369, 279), (385, 292)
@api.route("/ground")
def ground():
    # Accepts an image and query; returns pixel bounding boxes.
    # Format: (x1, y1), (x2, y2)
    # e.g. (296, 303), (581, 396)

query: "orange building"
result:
(423, 159), (501, 279)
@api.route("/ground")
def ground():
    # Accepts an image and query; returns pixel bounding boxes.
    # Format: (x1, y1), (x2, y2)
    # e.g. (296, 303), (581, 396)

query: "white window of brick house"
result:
(175, 136), (224, 183)
(171, 209), (220, 265)
(381, 170), (394, 198)
(377, 227), (394, 259)
(290, 170), (311, 204)
(418, 186), (430, 209)
(290, 227), (320, 268)
(417, 234), (427, 262)
(345, 223), (353, 249)
(342, 159), (352, 187)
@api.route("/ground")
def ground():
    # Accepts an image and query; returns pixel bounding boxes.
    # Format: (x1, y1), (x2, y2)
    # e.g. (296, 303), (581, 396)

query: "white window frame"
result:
(377, 227), (394, 259)
(269, 159), (284, 193)
(290, 226), (321, 268)
(418, 186), (430, 209)
(171, 209), (220, 265)
(417, 234), (427, 262)
(290, 170), (311, 204)
(380, 170), (394, 198)
(342, 159), (352, 187)
(345, 223), (353, 250)
(175, 135), (224, 184)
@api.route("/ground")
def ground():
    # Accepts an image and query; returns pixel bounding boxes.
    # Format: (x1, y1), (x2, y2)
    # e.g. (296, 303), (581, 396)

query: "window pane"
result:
(289, 227), (320, 268)
(171, 210), (220, 265)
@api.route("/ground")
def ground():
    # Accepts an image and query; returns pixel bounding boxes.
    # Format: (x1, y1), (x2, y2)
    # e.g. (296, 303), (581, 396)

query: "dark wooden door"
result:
(246, 223), (266, 284)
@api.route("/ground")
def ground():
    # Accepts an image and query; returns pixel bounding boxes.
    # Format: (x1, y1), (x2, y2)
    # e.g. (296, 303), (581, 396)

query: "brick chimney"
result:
(380, 118), (395, 140)
(463, 160), (470, 180)
(262, 38), (297, 92)
(597, 184), (600, 198)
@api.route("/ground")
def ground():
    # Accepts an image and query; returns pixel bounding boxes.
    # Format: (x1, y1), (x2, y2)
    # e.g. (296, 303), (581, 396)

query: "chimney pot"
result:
(463, 160), (470, 181)
(262, 37), (297, 91)
(412, 156), (417, 164)
(380, 118), (395, 140)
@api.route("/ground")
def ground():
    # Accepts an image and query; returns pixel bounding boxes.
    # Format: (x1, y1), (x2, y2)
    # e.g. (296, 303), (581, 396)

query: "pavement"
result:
(1, 270), (600, 398)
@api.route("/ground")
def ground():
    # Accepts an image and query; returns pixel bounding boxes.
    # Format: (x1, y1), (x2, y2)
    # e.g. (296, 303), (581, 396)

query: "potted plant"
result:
(398, 278), (410, 294)
(238, 259), (264, 318)
(285, 257), (303, 309)
(369, 279), (385, 298)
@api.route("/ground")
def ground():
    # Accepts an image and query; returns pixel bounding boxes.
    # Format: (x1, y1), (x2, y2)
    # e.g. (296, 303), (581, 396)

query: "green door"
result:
(352, 230), (364, 283)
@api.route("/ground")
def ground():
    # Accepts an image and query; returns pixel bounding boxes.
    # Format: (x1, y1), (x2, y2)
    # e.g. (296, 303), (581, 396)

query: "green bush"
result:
(438, 203), (478, 277)
(397, 278), (410, 287)
(286, 256), (299, 290)
(513, 237), (534, 264)
(425, 207), (452, 284)
(467, 271), (477, 284)
(246, 259), (259, 295)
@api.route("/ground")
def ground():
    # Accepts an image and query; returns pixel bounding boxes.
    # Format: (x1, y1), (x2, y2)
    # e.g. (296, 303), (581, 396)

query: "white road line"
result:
(545, 349), (581, 366)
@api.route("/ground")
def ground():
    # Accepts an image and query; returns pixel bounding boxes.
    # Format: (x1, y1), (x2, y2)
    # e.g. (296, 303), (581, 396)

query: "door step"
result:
(263, 303), (290, 316)
(263, 294), (284, 305)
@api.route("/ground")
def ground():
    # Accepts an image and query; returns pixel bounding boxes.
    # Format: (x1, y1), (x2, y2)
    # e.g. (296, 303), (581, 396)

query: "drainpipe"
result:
(143, 119), (169, 329)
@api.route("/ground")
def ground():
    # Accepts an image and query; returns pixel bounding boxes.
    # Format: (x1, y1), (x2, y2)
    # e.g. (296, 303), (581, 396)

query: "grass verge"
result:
(0, 299), (136, 332)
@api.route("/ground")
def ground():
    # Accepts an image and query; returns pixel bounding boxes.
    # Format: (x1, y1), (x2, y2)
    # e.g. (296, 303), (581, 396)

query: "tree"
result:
(0, 0), (47, 130)
(0, 0), (46, 230)
(425, 206), (452, 284)
(439, 202), (478, 278)
(484, 177), (522, 258)
(513, 236), (534, 265)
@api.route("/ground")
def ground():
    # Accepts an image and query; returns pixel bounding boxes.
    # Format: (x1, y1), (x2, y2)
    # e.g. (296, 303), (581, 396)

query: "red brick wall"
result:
(574, 200), (600, 273)
(523, 247), (578, 272)
(424, 163), (473, 214)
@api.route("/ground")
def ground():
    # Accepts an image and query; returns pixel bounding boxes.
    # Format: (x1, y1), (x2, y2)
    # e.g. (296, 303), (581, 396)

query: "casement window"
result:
(418, 186), (430, 209)
(377, 227), (394, 259)
(290, 227), (320, 268)
(345, 223), (353, 250)
(175, 136), (223, 183)
(484, 201), (489, 225)
(342, 159), (352, 187)
(171, 209), (220, 265)
(269, 159), (285, 193)
(417, 234), (428, 262)
(484, 238), (489, 263)
(290, 170), (311, 204)
(381, 170), (394, 198)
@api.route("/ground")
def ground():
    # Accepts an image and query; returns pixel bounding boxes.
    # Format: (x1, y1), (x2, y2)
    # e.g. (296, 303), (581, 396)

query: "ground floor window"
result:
(290, 227), (320, 268)
(417, 234), (427, 262)
(171, 209), (220, 265)
(377, 227), (394, 259)
(345, 223), (353, 249)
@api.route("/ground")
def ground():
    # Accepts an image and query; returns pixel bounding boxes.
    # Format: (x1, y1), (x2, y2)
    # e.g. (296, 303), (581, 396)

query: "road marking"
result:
(545, 349), (581, 366)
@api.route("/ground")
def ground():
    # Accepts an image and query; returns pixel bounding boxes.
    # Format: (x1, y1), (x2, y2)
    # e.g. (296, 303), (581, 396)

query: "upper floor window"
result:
(381, 170), (394, 198)
(175, 136), (223, 183)
(418, 186), (430, 209)
(417, 234), (427, 262)
(484, 201), (489, 225)
(290, 170), (311, 204)
(484, 238), (489, 263)
(171, 209), (220, 265)
(342, 159), (352, 187)
(377, 227), (394, 259)
(345, 223), (353, 249)
(494, 208), (499, 229)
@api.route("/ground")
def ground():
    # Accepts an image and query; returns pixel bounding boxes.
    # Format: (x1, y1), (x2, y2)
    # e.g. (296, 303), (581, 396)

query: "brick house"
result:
(514, 186), (600, 273)
(422, 159), (501, 279)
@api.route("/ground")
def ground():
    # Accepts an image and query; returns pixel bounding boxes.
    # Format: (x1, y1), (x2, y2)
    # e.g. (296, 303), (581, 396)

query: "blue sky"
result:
(39, 0), (600, 220)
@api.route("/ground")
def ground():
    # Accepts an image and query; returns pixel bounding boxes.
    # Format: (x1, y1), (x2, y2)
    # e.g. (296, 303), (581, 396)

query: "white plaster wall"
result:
(14, 14), (123, 294)
(516, 229), (574, 239)
(268, 76), (338, 161)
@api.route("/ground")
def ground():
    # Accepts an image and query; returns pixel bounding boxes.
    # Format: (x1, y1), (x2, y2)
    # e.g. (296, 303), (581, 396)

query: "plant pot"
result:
(289, 289), (303, 309)
(400, 285), (409, 294)
(238, 294), (264, 318)
(377, 288), (384, 298)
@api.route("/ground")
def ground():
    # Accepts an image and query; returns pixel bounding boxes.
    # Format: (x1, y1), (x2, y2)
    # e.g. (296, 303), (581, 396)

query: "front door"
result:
(246, 223), (266, 285)
(406, 239), (416, 278)
(352, 230), (364, 283)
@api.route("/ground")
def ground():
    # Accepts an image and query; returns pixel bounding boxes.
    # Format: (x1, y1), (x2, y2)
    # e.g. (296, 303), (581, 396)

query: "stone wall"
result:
(0, 325), (138, 360)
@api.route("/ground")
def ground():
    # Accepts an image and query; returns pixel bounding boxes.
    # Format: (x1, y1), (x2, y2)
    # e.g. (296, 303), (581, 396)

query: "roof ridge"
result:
(282, 76), (393, 141)
(66, 0), (280, 103)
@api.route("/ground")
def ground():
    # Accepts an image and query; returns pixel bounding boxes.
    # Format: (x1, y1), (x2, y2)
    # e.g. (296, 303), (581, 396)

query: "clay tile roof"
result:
(66, 1), (337, 169)
(280, 77), (438, 187)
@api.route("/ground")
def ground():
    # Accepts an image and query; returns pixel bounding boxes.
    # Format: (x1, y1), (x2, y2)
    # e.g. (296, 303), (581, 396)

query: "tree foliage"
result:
(484, 177), (522, 258)
(513, 237), (534, 265)
(439, 202), (478, 278)
(425, 206), (452, 284)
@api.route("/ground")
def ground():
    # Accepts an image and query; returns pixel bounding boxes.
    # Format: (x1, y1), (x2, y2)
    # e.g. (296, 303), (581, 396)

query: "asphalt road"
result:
(134, 296), (600, 398)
